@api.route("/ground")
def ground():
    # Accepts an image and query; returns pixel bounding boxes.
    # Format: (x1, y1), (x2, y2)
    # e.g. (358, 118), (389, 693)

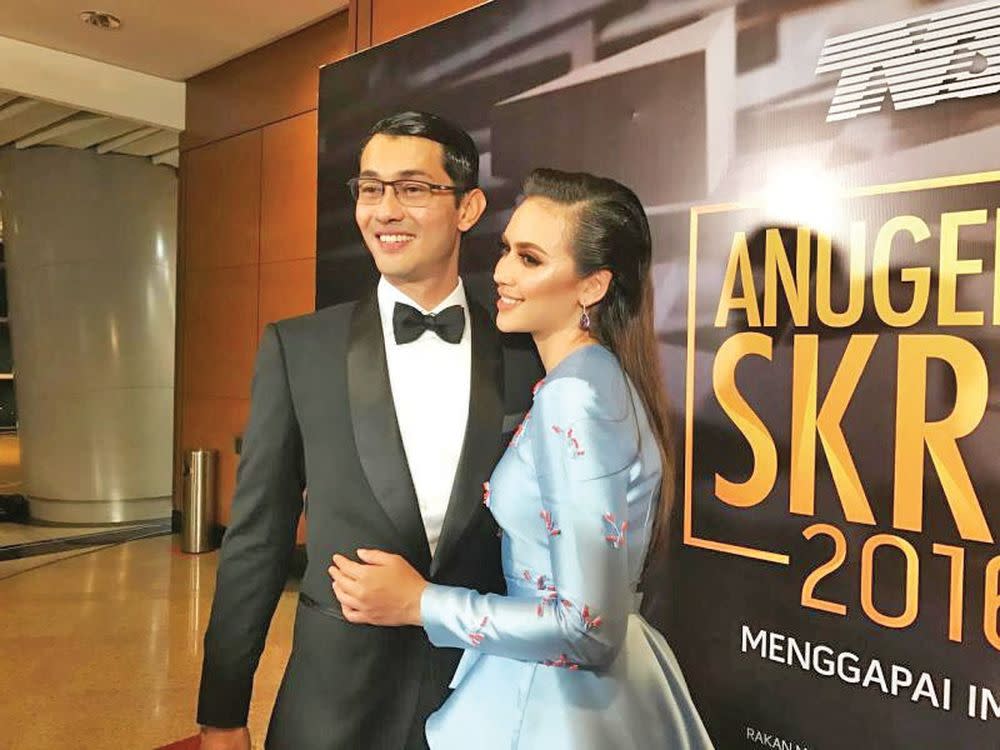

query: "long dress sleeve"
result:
(421, 374), (638, 669)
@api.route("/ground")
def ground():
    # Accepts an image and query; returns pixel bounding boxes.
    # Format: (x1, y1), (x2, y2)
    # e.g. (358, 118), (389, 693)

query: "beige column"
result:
(0, 146), (176, 523)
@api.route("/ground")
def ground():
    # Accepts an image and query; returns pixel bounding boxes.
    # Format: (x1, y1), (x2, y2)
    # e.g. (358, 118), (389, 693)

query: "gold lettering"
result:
(764, 227), (811, 327)
(873, 216), (931, 327)
(713, 332), (777, 507)
(715, 231), (761, 328)
(816, 224), (865, 327)
(938, 210), (986, 326)
(894, 335), (991, 543)
(790, 334), (877, 524)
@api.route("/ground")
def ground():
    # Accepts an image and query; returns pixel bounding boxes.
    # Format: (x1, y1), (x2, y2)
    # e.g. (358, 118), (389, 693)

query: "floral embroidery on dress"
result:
(537, 588), (560, 617)
(523, 569), (555, 592)
(540, 509), (561, 537)
(522, 568), (560, 617)
(550, 425), (585, 458)
(519, 567), (604, 633)
(482, 481), (491, 507)
(509, 410), (531, 448)
(603, 512), (628, 548)
(580, 604), (603, 631)
(468, 616), (489, 647)
(544, 654), (580, 670)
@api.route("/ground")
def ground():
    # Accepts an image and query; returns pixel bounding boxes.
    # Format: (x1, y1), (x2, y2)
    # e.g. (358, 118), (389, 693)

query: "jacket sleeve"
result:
(420, 376), (635, 670)
(197, 323), (305, 727)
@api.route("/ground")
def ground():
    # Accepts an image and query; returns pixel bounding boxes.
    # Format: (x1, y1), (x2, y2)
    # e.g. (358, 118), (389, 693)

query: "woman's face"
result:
(493, 196), (584, 337)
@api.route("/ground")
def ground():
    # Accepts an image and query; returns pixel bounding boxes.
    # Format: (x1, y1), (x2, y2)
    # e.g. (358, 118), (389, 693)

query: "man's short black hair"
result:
(361, 111), (479, 191)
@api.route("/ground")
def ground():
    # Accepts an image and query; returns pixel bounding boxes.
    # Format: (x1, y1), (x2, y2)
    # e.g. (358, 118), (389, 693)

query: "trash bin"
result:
(182, 449), (217, 553)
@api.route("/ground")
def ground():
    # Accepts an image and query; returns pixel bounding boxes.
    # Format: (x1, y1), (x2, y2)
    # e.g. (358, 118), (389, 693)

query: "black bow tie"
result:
(392, 302), (465, 344)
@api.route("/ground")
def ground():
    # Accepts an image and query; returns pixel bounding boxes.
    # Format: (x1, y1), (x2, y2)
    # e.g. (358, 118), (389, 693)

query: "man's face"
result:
(355, 134), (466, 287)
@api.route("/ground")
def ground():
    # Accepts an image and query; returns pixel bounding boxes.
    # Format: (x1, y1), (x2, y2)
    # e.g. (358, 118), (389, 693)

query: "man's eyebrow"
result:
(398, 169), (436, 180)
(357, 169), (438, 180)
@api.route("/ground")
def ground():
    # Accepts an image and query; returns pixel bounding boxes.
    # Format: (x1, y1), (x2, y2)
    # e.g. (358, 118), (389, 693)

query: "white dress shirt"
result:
(377, 276), (471, 556)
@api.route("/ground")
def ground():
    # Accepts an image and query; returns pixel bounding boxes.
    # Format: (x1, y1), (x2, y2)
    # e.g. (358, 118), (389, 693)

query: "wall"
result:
(176, 0), (486, 526)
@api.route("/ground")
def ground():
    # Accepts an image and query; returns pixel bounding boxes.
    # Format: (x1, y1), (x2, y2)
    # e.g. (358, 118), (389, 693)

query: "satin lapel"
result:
(347, 292), (431, 574)
(430, 298), (504, 578)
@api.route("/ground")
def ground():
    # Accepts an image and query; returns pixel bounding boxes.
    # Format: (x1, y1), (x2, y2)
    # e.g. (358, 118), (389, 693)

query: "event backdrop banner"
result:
(318, 1), (1000, 747)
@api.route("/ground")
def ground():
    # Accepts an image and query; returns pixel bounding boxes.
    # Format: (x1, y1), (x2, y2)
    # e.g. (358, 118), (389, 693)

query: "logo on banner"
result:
(815, 0), (1000, 121)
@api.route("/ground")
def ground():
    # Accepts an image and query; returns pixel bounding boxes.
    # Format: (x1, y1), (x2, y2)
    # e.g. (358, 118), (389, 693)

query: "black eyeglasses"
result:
(347, 177), (464, 207)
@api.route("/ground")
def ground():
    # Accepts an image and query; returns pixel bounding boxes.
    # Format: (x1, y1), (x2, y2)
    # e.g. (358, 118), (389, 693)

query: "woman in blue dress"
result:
(329, 168), (714, 749)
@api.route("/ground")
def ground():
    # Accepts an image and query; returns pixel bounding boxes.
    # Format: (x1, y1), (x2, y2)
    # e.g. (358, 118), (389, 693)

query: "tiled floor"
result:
(0, 544), (115, 580)
(0, 535), (298, 749)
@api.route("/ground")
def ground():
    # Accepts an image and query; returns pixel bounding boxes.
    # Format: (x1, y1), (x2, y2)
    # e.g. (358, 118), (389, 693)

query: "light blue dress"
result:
(420, 345), (714, 749)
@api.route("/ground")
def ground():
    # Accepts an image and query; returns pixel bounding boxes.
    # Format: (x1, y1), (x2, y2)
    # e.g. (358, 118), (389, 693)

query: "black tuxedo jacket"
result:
(197, 287), (541, 749)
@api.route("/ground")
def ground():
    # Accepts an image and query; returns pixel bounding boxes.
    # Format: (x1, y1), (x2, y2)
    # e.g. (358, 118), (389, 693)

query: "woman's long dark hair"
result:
(523, 168), (675, 570)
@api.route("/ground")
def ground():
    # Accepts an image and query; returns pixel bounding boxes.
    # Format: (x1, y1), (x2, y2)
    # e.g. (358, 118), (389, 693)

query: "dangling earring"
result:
(579, 303), (591, 331)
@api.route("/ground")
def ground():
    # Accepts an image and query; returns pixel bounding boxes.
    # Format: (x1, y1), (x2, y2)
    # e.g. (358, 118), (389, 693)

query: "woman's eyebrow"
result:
(509, 240), (549, 256)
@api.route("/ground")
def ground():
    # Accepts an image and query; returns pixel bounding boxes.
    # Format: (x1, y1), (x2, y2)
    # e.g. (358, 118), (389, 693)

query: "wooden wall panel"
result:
(182, 11), (352, 151)
(184, 130), (261, 270)
(182, 398), (250, 527)
(182, 265), (259, 400)
(296, 516), (307, 545)
(351, 0), (374, 50)
(172, 157), (188, 513)
(259, 259), (316, 336)
(261, 112), (318, 264)
(371, 0), (487, 45)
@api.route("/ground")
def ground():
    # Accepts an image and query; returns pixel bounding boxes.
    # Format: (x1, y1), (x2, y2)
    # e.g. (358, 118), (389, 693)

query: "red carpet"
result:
(155, 736), (200, 750)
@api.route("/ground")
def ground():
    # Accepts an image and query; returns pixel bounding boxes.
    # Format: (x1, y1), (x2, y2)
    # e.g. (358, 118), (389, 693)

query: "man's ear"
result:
(457, 188), (487, 232)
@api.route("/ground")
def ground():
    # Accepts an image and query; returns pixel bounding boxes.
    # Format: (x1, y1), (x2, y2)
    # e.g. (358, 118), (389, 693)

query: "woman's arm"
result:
(420, 376), (635, 669)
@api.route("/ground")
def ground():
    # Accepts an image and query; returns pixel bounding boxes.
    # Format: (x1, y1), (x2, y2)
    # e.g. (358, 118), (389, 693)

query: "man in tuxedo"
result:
(198, 111), (540, 749)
